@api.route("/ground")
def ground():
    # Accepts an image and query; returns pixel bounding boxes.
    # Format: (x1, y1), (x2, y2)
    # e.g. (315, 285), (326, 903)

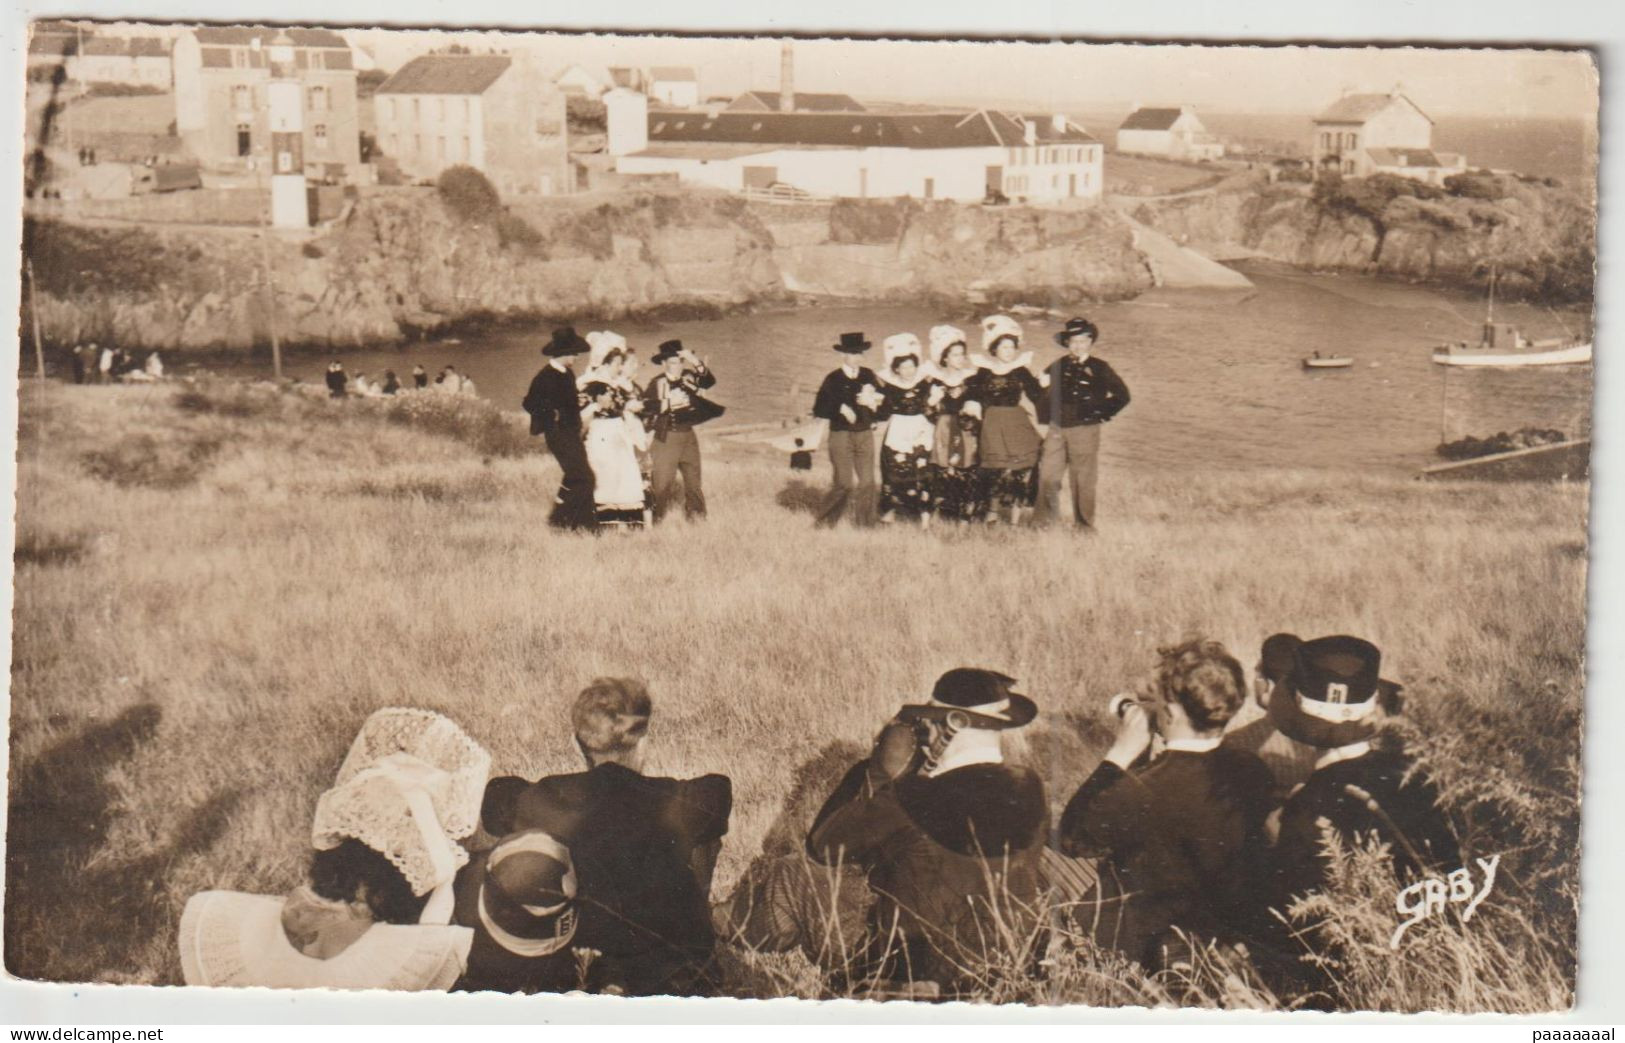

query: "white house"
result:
(647, 66), (699, 108)
(1366, 147), (1468, 186)
(610, 93), (1102, 203)
(1311, 91), (1443, 178)
(1115, 106), (1223, 161)
(555, 63), (610, 98)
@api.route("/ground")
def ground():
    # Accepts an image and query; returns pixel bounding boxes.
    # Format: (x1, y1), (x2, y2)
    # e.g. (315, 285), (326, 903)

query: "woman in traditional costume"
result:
(925, 325), (985, 523)
(874, 333), (941, 526)
(968, 315), (1044, 525)
(178, 708), (491, 991)
(581, 379), (651, 531)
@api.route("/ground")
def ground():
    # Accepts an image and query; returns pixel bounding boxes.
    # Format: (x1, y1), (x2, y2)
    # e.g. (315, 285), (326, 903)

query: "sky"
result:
(343, 29), (1598, 121)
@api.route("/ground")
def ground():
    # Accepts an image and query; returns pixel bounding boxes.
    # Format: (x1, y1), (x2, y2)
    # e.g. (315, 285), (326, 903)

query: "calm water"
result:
(215, 264), (1593, 476)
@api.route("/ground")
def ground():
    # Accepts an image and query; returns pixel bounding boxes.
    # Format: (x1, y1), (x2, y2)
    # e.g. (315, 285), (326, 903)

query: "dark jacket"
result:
(807, 759), (1049, 989)
(813, 367), (882, 433)
(498, 763), (732, 996)
(324, 369), (347, 396)
(1039, 356), (1130, 427)
(1271, 746), (1460, 907)
(450, 849), (577, 995)
(1059, 747), (1273, 967)
(643, 364), (722, 435)
(522, 365), (582, 436)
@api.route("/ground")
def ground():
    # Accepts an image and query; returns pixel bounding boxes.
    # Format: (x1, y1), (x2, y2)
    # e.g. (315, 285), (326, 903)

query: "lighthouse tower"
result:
(266, 32), (308, 228)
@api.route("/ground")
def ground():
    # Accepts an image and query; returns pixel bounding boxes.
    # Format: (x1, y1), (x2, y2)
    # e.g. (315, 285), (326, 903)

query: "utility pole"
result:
(259, 204), (283, 380)
(25, 258), (47, 381)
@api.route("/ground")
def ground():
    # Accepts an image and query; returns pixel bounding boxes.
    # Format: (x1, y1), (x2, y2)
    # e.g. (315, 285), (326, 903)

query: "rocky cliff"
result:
(23, 188), (1154, 353)
(1126, 174), (1595, 303)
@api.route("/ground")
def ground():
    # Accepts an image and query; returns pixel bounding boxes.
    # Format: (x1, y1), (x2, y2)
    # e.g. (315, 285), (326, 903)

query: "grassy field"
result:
(5, 379), (1587, 1009)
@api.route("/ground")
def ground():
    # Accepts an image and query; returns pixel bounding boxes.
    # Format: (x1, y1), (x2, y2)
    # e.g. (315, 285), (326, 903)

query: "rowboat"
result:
(1303, 354), (1354, 369)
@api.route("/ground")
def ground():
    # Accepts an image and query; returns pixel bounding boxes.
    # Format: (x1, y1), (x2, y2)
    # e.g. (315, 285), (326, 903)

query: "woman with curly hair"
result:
(1056, 638), (1274, 969)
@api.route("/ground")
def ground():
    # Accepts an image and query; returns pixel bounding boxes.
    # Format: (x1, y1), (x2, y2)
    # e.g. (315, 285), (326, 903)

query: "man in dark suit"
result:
(522, 327), (595, 531)
(1034, 317), (1130, 529)
(641, 339), (722, 522)
(1058, 638), (1273, 969)
(802, 668), (1049, 996)
(483, 678), (732, 997)
(811, 332), (885, 528)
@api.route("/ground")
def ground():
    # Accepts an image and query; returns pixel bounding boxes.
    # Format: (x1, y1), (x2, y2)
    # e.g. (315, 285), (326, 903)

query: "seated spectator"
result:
(178, 708), (490, 991)
(452, 828), (580, 994)
(1222, 632), (1320, 802)
(382, 370), (401, 395)
(482, 678), (732, 997)
(1058, 638), (1273, 969)
(325, 361), (347, 399)
(1263, 635), (1460, 905)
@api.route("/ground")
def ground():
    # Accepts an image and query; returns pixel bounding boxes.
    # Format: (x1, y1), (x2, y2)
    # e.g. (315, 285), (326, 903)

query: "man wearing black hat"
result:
(1058, 638), (1273, 968)
(1263, 635), (1460, 905)
(642, 340), (722, 522)
(811, 332), (885, 528)
(800, 668), (1049, 994)
(1034, 317), (1130, 529)
(452, 828), (581, 994)
(522, 328), (595, 531)
(481, 678), (733, 997)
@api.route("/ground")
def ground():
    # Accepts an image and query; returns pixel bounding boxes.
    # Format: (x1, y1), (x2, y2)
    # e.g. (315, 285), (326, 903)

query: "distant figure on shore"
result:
(97, 345), (115, 385)
(68, 344), (88, 385)
(522, 327), (595, 531)
(382, 370), (401, 396)
(970, 316), (1044, 525)
(325, 361), (348, 399)
(352, 372), (379, 397)
(123, 351), (165, 383)
(1035, 317), (1130, 530)
(481, 678), (733, 996)
(812, 332), (884, 528)
(642, 340), (722, 523)
(177, 708), (490, 991)
(1058, 638), (1273, 970)
(413, 365), (428, 390)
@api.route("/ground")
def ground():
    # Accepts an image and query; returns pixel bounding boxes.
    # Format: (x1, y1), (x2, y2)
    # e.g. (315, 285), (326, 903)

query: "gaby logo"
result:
(1391, 853), (1500, 949)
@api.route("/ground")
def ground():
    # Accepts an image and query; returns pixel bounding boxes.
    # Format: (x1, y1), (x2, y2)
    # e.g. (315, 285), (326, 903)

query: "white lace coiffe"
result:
(310, 708), (491, 923)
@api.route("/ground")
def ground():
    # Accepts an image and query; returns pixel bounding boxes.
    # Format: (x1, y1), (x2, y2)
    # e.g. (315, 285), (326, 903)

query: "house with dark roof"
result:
(27, 23), (172, 87)
(373, 54), (570, 196)
(1310, 90), (1448, 178)
(172, 27), (360, 174)
(726, 90), (865, 114)
(607, 89), (1102, 203)
(1115, 105), (1222, 161)
(648, 66), (698, 108)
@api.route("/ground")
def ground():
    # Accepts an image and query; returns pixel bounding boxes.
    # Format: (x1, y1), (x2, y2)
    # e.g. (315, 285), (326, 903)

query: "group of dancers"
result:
(812, 314), (1130, 528)
(522, 328), (723, 531)
(521, 312), (1130, 533)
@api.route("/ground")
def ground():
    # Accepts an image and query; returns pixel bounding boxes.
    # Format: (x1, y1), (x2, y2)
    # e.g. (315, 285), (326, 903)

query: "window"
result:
(388, 97), (397, 120)
(413, 98), (421, 119)
(413, 133), (421, 155)
(437, 97), (446, 121)
(232, 84), (251, 110)
(236, 122), (251, 157)
(436, 136), (446, 159)
(460, 135), (470, 161)
(309, 85), (328, 111)
(387, 133), (398, 155)
(314, 123), (328, 148)
(463, 97), (472, 120)
(308, 50), (325, 70)
(1321, 132), (1330, 149)
(231, 48), (248, 68)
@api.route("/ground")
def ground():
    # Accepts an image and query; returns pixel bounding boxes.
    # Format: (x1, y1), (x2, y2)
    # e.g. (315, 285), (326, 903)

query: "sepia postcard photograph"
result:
(2, 1), (1614, 1024)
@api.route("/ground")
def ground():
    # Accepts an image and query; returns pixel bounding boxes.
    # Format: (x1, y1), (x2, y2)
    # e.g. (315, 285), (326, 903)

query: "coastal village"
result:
(27, 23), (1477, 223)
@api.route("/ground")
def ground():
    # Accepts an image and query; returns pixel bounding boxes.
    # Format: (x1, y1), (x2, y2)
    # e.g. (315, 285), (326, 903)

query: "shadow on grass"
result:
(775, 479), (827, 516)
(5, 703), (245, 982)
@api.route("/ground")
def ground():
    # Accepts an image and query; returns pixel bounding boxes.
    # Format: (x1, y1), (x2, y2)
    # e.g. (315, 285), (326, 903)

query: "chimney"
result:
(1052, 113), (1068, 134)
(779, 40), (794, 113)
(1023, 119), (1037, 146)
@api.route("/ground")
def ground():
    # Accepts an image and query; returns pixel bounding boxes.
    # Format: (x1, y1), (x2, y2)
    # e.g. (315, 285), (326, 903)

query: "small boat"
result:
(1432, 268), (1592, 367)
(1302, 353), (1354, 369)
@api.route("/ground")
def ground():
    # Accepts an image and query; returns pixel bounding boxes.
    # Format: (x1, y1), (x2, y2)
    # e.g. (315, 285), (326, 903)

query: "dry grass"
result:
(5, 380), (1587, 1009)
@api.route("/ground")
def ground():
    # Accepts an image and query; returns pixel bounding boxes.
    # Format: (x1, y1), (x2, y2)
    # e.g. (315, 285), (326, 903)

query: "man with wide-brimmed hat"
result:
(522, 327), (595, 530)
(452, 828), (580, 994)
(1263, 635), (1459, 904)
(811, 331), (886, 528)
(797, 668), (1049, 995)
(642, 339), (723, 522)
(1034, 317), (1130, 529)
(480, 678), (733, 997)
